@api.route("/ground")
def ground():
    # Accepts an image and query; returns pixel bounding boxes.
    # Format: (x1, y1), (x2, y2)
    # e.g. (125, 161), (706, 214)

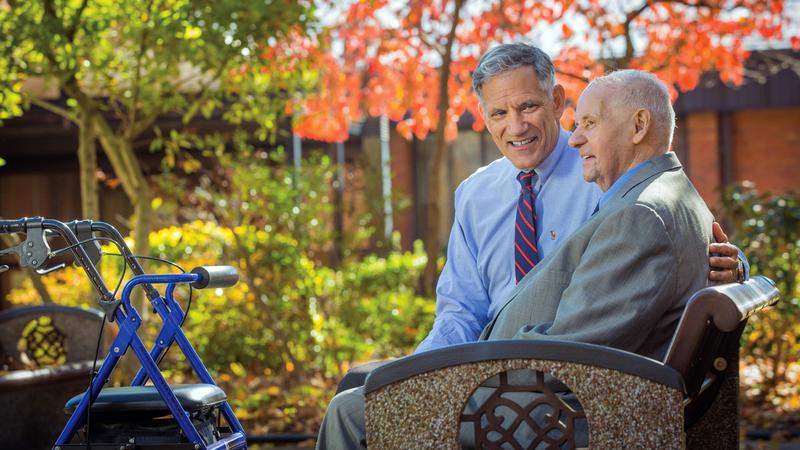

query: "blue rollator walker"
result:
(0, 217), (247, 449)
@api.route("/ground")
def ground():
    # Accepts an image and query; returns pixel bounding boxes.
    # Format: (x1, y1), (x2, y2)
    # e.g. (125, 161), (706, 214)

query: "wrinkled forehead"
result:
(482, 67), (550, 107)
(577, 84), (611, 116)
(479, 66), (552, 105)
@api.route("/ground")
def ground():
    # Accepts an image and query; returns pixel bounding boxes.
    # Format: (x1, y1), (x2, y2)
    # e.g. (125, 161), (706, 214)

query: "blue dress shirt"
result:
(416, 129), (602, 353)
(596, 159), (649, 211)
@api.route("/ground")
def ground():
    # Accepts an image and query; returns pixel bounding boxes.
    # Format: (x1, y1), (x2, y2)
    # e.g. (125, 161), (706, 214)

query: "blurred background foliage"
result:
(6, 149), (434, 435)
(720, 183), (800, 436)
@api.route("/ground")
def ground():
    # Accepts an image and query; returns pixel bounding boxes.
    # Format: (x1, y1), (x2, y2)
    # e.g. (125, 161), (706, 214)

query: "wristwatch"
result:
(735, 257), (745, 283)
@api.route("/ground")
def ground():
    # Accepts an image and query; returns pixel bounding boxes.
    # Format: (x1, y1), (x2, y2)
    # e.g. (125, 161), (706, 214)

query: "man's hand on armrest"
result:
(708, 221), (746, 283)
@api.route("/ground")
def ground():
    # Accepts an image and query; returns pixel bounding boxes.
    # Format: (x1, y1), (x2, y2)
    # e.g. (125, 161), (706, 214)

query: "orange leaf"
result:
(562, 23), (573, 39)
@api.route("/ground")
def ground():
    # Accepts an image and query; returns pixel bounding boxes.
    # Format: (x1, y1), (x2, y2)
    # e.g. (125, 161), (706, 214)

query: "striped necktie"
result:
(515, 171), (539, 283)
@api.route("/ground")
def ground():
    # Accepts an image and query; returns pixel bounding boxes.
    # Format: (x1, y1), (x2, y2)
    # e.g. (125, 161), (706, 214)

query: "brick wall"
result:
(685, 112), (722, 209)
(731, 107), (800, 195)
(684, 107), (800, 211)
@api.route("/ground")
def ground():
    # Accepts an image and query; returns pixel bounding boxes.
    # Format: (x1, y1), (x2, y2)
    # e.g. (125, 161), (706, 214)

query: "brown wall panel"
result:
(731, 107), (800, 195)
(685, 112), (722, 209)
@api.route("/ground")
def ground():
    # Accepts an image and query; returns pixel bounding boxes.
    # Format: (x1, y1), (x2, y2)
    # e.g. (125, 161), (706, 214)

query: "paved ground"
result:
(252, 442), (800, 449)
(745, 441), (800, 450)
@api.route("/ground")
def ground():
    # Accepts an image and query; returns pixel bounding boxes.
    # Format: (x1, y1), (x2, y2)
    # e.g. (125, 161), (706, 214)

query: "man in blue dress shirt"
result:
(315, 43), (744, 449)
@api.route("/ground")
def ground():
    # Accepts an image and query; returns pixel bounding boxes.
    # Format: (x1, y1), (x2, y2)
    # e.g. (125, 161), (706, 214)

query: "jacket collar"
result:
(616, 152), (682, 202)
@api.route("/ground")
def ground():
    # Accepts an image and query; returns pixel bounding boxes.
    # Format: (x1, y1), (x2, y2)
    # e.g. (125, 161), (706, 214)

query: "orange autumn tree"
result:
(290, 0), (797, 294)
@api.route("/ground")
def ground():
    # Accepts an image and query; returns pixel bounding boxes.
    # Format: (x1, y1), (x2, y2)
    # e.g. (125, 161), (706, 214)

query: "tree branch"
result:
(415, 28), (442, 56)
(621, 3), (652, 64)
(660, 0), (716, 10)
(620, 0), (719, 67)
(128, 0), (157, 136)
(65, 0), (90, 42)
(28, 96), (78, 124)
(43, 0), (59, 23)
(128, 108), (161, 140)
(555, 69), (589, 84)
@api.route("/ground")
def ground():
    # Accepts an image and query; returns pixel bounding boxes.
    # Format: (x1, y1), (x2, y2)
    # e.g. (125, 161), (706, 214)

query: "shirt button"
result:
(550, 230), (557, 240)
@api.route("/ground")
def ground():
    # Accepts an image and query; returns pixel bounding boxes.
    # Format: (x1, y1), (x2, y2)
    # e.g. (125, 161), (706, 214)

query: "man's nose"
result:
(568, 131), (586, 149)
(507, 111), (528, 135)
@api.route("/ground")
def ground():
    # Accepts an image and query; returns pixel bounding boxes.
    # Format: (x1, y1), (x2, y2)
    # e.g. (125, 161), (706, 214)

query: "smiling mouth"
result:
(509, 137), (537, 148)
(582, 155), (595, 160)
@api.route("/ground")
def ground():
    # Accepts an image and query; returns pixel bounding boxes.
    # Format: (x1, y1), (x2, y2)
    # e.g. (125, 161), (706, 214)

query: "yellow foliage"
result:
(229, 362), (246, 377)
(266, 386), (281, 396)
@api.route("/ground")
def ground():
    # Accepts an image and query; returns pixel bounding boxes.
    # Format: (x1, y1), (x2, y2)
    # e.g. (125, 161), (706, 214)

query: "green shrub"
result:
(720, 182), (800, 418)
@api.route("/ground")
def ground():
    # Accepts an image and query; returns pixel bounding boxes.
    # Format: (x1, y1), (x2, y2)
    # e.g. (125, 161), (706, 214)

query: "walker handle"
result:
(190, 266), (239, 289)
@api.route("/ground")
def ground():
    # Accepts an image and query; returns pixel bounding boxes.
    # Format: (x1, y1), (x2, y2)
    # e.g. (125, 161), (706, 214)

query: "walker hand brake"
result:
(36, 262), (66, 275)
(0, 219), (51, 270)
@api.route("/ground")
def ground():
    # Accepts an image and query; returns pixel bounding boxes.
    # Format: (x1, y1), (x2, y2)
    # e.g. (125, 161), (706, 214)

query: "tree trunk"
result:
(421, 154), (446, 296)
(78, 111), (100, 219)
(420, 0), (464, 296)
(92, 120), (153, 255)
(117, 140), (152, 315)
(92, 118), (153, 314)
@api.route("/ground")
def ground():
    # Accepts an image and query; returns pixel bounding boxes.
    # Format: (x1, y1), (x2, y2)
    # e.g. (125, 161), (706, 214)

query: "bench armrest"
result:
(0, 360), (100, 392)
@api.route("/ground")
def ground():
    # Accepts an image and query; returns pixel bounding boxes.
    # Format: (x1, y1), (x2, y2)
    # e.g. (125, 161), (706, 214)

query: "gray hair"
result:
(587, 69), (676, 148)
(472, 43), (556, 104)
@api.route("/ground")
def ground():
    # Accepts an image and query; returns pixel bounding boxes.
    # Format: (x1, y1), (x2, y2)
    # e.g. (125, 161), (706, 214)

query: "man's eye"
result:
(491, 110), (506, 118)
(522, 104), (537, 112)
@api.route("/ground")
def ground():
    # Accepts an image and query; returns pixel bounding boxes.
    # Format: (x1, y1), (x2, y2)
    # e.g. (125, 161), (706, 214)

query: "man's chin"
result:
(508, 154), (541, 171)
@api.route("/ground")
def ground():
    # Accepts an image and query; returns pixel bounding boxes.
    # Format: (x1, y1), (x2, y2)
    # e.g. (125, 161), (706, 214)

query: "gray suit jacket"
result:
(481, 152), (713, 361)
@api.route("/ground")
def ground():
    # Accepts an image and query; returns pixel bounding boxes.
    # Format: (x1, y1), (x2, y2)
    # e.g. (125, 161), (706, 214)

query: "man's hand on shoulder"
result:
(708, 221), (745, 283)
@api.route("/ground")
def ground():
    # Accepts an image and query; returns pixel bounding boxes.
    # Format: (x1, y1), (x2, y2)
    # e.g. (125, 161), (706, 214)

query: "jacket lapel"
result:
(614, 152), (682, 203)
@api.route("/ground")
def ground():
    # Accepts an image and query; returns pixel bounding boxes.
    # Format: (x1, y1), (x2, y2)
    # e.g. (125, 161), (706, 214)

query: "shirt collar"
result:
(533, 129), (568, 187)
(597, 158), (651, 210)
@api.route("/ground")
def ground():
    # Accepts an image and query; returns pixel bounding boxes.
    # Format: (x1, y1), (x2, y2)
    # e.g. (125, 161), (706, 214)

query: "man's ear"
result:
(552, 84), (566, 120)
(631, 108), (651, 144)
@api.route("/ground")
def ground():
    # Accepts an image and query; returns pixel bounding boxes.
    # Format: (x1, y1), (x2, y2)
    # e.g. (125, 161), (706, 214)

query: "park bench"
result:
(361, 276), (779, 449)
(0, 304), (110, 450)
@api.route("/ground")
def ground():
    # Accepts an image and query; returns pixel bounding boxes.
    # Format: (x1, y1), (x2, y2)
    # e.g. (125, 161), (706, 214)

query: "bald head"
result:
(585, 70), (675, 151)
(569, 69), (677, 191)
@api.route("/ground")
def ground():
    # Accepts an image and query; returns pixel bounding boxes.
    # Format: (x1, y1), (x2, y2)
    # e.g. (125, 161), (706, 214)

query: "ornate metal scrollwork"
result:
(17, 315), (68, 368)
(461, 369), (585, 450)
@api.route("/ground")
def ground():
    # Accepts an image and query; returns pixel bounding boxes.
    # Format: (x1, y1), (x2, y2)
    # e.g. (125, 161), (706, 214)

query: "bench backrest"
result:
(663, 276), (779, 427)
(0, 304), (106, 367)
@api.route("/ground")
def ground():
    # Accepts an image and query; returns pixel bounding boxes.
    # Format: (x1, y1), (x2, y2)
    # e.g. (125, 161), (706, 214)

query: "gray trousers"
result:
(316, 386), (367, 450)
